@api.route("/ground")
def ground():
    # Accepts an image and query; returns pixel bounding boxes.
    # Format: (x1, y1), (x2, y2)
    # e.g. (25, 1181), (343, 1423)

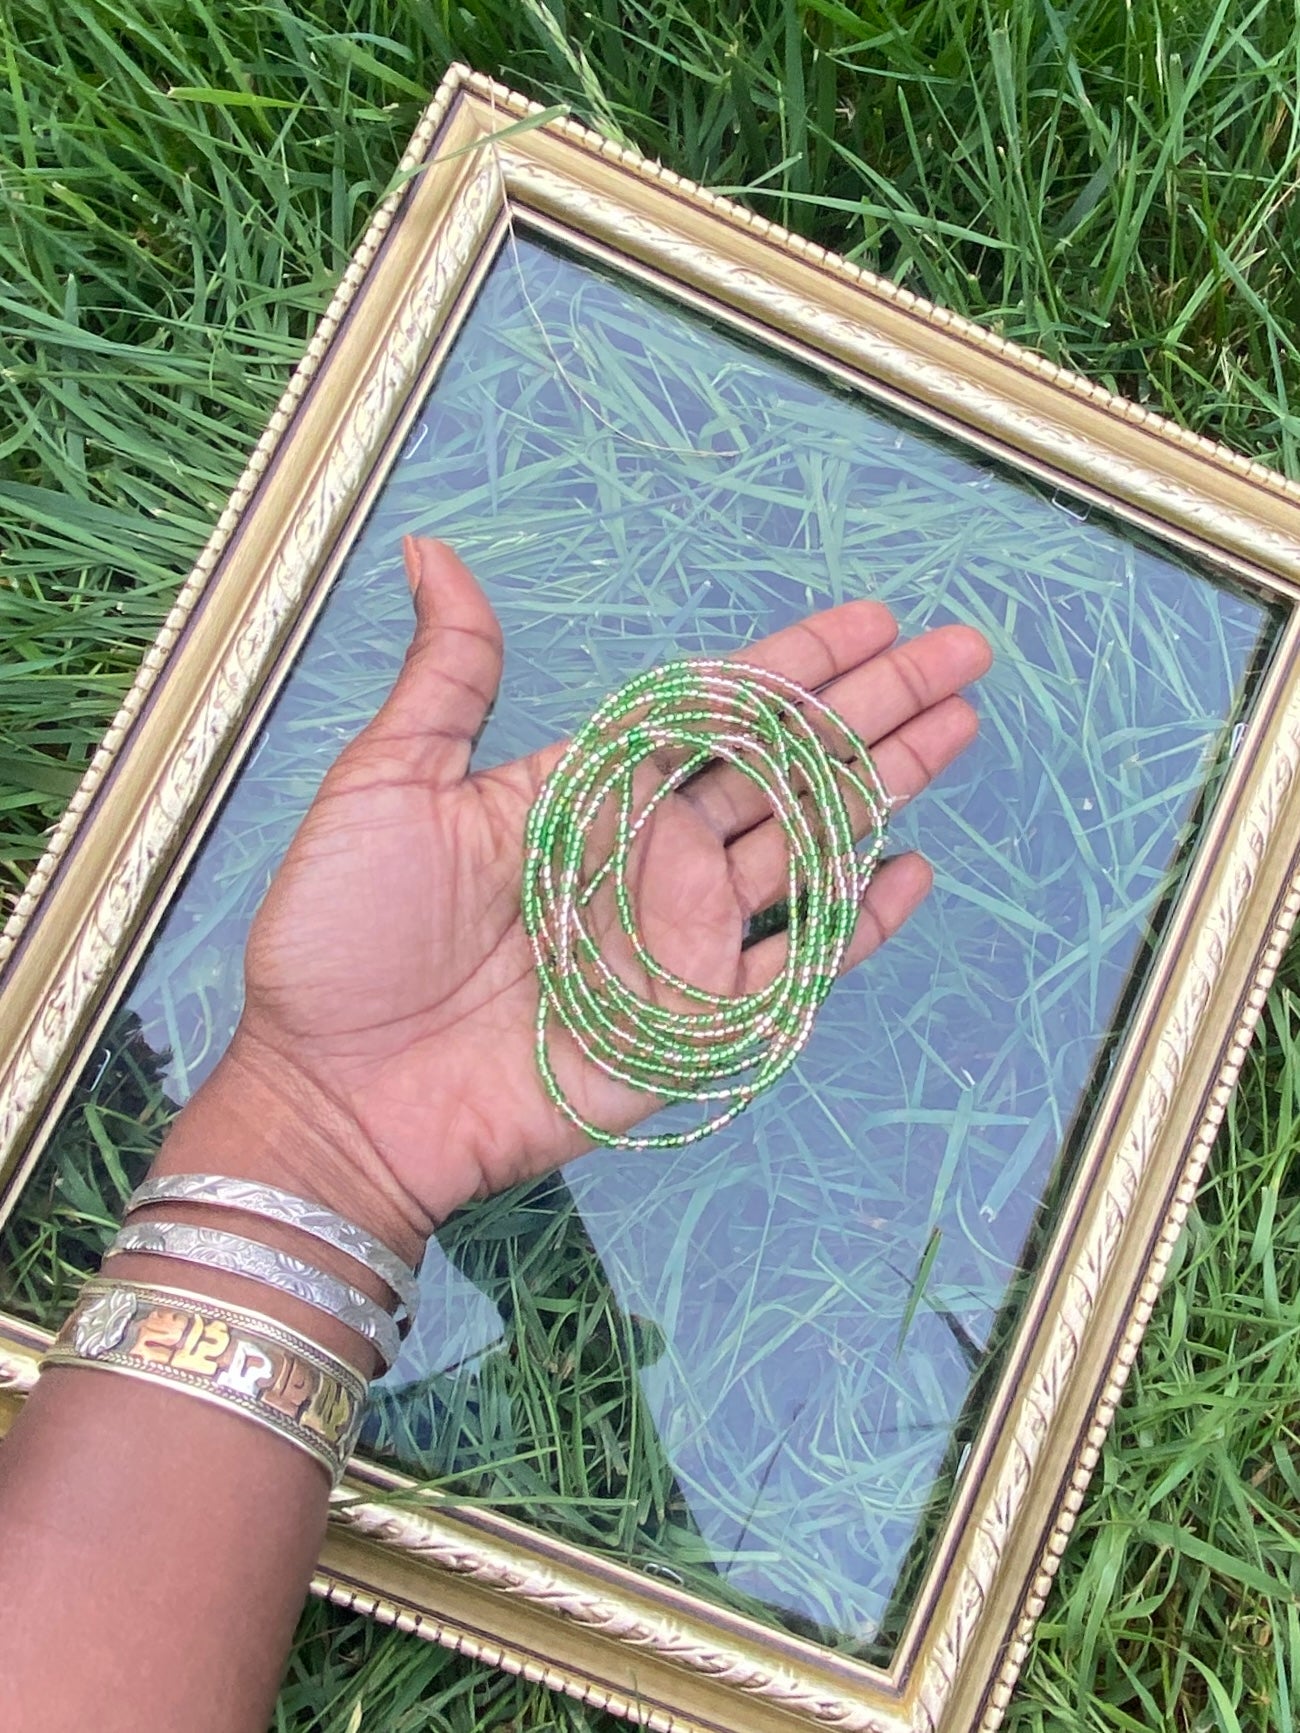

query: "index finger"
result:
(727, 598), (899, 690)
(513, 598), (901, 795)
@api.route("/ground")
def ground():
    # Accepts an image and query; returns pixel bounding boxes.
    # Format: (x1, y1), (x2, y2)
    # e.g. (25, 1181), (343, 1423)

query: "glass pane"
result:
(2, 230), (1281, 1661)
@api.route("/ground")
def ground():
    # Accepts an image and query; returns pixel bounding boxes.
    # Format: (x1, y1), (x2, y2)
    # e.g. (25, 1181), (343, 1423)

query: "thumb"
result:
(357, 537), (504, 786)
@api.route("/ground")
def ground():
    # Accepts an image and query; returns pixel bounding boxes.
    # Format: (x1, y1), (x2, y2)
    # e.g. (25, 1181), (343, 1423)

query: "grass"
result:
(4, 2), (1300, 1727)
(1, 221), (1276, 1656)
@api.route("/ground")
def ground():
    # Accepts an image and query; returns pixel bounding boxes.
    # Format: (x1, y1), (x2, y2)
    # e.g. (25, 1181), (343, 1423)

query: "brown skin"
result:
(0, 540), (990, 1733)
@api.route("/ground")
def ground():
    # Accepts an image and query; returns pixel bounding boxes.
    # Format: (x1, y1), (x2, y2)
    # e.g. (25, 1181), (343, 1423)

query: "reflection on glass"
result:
(1, 231), (1280, 1658)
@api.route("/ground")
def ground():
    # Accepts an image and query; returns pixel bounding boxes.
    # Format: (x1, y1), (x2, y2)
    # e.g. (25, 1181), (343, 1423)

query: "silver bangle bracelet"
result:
(125, 1174), (420, 1324)
(105, 1220), (402, 1372)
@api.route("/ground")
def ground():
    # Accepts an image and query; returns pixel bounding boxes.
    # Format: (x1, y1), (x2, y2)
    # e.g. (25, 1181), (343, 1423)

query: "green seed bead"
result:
(521, 658), (892, 1149)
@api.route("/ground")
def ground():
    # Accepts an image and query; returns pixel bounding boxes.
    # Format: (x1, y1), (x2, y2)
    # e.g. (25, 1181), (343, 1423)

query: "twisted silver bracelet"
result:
(105, 1220), (402, 1371)
(125, 1174), (419, 1323)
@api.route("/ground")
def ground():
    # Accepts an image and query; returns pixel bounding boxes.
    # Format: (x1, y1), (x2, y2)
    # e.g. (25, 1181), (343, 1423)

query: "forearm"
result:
(0, 1363), (329, 1733)
(0, 1039), (438, 1733)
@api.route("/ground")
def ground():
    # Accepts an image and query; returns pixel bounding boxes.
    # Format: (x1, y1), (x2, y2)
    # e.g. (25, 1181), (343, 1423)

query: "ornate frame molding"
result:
(4, 65), (1300, 1733)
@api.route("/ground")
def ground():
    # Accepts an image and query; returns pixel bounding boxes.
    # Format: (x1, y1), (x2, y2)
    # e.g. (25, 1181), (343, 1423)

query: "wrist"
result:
(153, 1029), (433, 1270)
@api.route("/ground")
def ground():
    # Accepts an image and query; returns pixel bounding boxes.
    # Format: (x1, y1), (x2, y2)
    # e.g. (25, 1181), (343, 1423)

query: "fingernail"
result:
(401, 534), (421, 595)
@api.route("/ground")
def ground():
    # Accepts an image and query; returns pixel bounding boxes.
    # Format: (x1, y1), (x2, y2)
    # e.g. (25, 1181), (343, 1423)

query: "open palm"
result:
(229, 538), (990, 1242)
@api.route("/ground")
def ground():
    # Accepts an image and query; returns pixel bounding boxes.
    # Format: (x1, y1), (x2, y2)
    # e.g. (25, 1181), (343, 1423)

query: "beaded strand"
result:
(522, 659), (892, 1149)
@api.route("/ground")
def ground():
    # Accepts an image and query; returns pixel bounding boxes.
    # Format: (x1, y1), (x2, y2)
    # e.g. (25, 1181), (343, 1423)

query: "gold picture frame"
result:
(4, 63), (1300, 1733)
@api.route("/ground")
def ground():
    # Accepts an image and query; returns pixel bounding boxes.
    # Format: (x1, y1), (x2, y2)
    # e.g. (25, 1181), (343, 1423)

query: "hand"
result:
(168, 539), (991, 1261)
